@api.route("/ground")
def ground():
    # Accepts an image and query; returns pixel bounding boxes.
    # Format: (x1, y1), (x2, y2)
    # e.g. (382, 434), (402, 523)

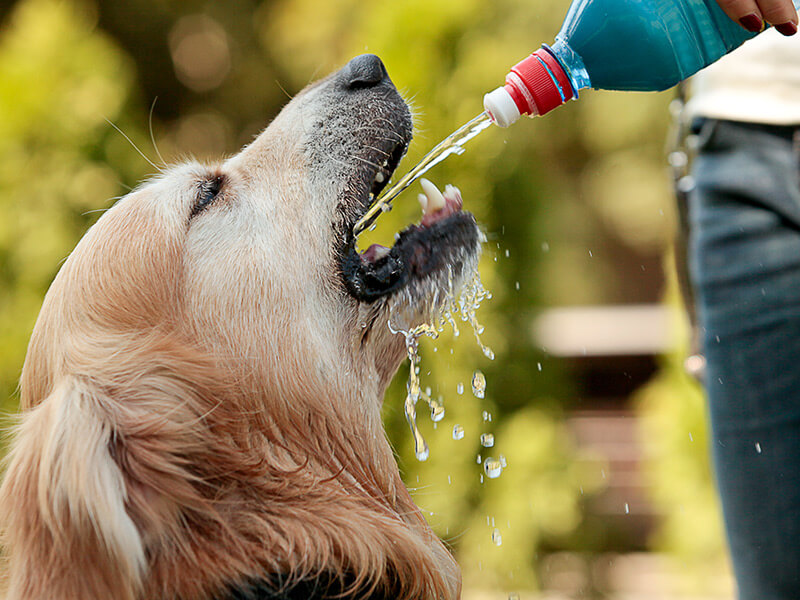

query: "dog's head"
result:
(0, 55), (478, 600)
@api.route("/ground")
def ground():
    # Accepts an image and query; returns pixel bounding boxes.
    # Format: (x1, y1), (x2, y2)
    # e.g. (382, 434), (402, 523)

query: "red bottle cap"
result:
(505, 48), (574, 117)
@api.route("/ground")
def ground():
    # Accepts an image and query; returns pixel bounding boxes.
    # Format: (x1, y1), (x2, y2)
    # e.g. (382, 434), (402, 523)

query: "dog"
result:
(0, 55), (482, 599)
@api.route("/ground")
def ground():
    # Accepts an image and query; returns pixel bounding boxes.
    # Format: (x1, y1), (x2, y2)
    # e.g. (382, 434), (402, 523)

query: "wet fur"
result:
(0, 60), (463, 600)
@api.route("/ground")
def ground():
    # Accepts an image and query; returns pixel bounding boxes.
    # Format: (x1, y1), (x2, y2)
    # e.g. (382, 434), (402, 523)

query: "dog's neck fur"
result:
(2, 317), (459, 600)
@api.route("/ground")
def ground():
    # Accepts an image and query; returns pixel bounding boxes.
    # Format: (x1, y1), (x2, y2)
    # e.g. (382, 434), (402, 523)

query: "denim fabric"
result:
(689, 118), (800, 599)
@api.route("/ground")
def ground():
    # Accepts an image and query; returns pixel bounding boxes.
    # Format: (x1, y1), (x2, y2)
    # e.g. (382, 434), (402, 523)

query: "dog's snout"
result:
(341, 54), (389, 89)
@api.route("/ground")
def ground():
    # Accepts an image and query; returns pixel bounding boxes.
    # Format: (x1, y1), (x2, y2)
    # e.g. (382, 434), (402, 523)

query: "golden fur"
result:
(0, 59), (463, 600)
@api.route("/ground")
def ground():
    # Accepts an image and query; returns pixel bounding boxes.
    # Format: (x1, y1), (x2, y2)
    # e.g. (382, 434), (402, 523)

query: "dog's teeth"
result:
(420, 178), (445, 212)
(375, 172), (385, 184)
(373, 245), (390, 260)
(443, 184), (462, 202)
(417, 193), (428, 213)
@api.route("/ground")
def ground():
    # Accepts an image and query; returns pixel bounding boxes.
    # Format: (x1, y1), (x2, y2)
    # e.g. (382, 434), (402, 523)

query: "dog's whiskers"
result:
(105, 118), (164, 174)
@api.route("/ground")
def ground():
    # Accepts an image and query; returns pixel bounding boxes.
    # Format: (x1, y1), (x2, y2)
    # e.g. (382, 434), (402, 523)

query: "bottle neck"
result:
(505, 47), (573, 116)
(483, 41), (590, 126)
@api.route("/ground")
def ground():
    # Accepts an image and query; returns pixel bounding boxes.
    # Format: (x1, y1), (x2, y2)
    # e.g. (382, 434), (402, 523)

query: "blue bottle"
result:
(484, 0), (800, 126)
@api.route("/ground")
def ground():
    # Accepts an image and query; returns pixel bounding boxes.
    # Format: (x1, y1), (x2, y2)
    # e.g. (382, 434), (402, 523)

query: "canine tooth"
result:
(417, 193), (428, 213)
(420, 178), (445, 212)
(375, 172), (385, 183)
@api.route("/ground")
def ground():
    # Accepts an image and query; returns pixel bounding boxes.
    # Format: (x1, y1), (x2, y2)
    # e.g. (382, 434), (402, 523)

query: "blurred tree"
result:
(0, 0), (149, 421)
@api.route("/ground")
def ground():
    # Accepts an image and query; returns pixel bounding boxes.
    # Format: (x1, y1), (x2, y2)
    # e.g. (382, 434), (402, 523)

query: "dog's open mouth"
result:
(340, 135), (480, 304)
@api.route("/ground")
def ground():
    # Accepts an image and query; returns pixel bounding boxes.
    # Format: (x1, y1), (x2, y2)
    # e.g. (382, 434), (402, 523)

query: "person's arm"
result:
(717, 0), (798, 35)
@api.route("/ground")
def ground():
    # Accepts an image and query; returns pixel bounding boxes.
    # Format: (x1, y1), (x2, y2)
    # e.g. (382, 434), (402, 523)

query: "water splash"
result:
(389, 268), (492, 461)
(353, 112), (493, 235)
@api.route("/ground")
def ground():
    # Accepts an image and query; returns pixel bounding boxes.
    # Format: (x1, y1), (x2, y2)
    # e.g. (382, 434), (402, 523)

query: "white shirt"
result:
(686, 28), (800, 125)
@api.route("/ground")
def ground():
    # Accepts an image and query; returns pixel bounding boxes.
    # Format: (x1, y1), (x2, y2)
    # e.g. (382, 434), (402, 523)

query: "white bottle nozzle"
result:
(483, 86), (521, 128)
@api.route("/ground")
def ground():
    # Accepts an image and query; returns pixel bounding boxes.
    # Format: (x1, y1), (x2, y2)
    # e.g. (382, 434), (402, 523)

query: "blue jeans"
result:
(689, 118), (800, 599)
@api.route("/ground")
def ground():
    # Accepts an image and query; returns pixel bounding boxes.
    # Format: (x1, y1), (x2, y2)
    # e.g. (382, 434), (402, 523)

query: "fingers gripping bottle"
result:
(484, 0), (800, 126)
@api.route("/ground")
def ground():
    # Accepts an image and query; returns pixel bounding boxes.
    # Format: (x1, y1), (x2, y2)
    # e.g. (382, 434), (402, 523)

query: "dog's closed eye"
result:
(191, 174), (225, 218)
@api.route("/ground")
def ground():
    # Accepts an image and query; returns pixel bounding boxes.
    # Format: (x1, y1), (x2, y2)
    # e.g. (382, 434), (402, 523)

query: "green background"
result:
(0, 0), (728, 596)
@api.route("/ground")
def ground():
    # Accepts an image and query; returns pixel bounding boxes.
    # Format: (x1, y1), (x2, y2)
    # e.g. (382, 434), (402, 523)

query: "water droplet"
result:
(505, 249), (510, 258)
(482, 410), (492, 423)
(491, 528), (502, 546)
(431, 404), (445, 422)
(424, 386), (432, 397)
(472, 370), (486, 398)
(456, 382), (464, 395)
(415, 443), (430, 462)
(499, 454), (507, 468)
(509, 594), (520, 600)
(515, 281), (520, 290)
(482, 346), (495, 360)
(537, 362), (542, 371)
(452, 425), (465, 440)
(541, 242), (549, 252)
(480, 433), (495, 447)
(484, 457), (502, 478)
(476, 454), (482, 464)
(624, 502), (630, 514)
(688, 432), (694, 442)
(755, 442), (762, 454)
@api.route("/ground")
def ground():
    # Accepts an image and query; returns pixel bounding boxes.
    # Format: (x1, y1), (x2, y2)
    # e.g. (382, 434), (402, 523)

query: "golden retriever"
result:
(0, 54), (481, 600)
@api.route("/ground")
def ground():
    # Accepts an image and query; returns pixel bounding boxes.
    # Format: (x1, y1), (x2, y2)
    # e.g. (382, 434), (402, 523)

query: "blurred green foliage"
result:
(0, 0), (726, 594)
(0, 0), (148, 416)
(634, 277), (727, 583)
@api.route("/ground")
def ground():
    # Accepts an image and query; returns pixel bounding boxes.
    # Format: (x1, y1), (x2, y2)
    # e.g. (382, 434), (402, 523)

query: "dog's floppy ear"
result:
(0, 376), (144, 600)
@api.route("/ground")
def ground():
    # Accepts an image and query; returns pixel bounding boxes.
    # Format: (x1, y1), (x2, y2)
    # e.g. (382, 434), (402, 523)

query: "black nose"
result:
(341, 54), (389, 89)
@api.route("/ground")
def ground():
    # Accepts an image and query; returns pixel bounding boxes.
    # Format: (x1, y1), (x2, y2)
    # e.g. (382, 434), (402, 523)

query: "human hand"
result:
(716, 0), (798, 35)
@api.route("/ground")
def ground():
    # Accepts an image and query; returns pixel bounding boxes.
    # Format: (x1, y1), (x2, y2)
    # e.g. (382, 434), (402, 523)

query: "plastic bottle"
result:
(484, 0), (800, 127)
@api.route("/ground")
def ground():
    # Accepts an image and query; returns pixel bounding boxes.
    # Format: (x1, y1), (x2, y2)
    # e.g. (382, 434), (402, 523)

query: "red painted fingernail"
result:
(739, 13), (763, 32)
(775, 21), (798, 35)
